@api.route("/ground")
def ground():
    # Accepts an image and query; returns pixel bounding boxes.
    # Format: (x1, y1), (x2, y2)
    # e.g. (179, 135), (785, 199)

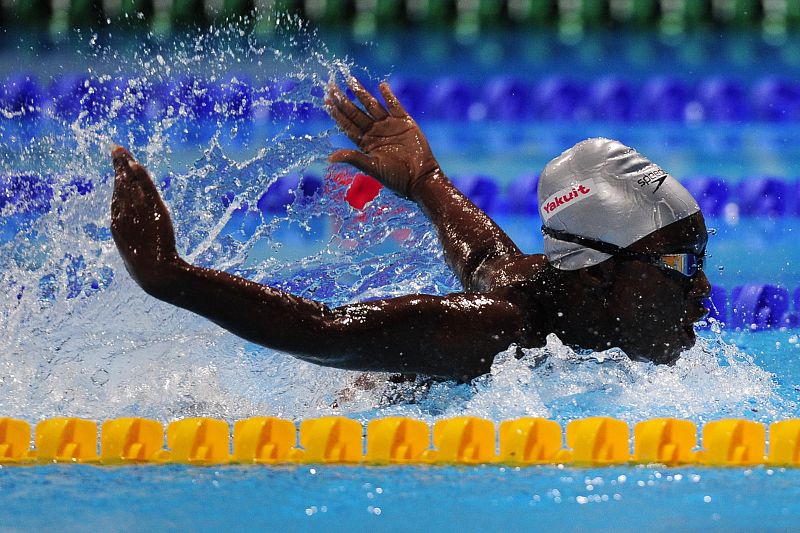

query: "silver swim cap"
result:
(538, 138), (700, 270)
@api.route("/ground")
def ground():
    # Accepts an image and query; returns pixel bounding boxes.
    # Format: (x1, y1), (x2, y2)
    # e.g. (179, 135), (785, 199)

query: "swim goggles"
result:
(541, 226), (705, 279)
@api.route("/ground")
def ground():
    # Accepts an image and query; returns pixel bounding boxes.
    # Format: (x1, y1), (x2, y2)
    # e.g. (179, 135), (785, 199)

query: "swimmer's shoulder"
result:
(481, 254), (552, 348)
(477, 253), (548, 291)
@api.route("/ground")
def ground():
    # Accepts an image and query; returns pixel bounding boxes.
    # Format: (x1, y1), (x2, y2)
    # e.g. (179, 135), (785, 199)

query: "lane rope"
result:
(1, 416), (797, 467)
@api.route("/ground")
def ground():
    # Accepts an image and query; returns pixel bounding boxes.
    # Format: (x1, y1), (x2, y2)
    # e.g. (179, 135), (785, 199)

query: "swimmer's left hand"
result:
(110, 146), (181, 294)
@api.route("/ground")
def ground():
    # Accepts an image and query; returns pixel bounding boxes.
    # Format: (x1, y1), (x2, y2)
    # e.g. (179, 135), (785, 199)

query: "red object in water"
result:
(345, 173), (382, 209)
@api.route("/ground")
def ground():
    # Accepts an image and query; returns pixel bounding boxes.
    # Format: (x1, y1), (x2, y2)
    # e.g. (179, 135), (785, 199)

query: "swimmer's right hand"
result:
(325, 78), (440, 199)
(110, 146), (182, 295)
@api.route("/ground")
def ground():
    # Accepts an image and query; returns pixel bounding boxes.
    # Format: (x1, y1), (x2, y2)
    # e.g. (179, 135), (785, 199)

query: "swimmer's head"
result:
(537, 139), (709, 364)
(538, 138), (700, 270)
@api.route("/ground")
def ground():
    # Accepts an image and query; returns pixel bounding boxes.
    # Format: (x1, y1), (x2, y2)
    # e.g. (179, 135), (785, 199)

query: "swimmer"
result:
(110, 77), (710, 383)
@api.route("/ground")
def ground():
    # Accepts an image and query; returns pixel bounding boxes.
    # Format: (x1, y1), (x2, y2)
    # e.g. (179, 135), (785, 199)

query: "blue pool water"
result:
(3, 17), (800, 531)
(3, 463), (800, 531)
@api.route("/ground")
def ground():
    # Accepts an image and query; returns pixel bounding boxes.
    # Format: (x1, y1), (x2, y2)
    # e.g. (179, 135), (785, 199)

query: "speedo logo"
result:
(637, 168), (668, 194)
(541, 179), (597, 222)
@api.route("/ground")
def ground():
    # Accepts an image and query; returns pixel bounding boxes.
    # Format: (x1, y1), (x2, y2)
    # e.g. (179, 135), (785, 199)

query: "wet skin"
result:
(110, 78), (710, 382)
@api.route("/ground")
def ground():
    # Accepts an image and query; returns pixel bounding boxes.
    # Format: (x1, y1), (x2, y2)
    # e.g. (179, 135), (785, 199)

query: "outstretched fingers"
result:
(112, 146), (141, 210)
(379, 82), (408, 118)
(112, 145), (149, 184)
(112, 145), (175, 234)
(326, 102), (366, 145)
(329, 149), (378, 177)
(110, 145), (178, 267)
(326, 82), (372, 131)
(346, 77), (389, 120)
(112, 145), (136, 178)
(112, 145), (159, 201)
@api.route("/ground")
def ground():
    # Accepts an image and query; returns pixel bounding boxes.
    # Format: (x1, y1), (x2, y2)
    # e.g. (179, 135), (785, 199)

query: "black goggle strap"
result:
(541, 226), (703, 277)
(541, 226), (650, 261)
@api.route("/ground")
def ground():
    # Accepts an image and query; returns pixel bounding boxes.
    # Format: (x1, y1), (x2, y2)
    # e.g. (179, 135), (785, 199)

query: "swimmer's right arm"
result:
(110, 147), (536, 381)
(148, 265), (531, 381)
(326, 78), (523, 291)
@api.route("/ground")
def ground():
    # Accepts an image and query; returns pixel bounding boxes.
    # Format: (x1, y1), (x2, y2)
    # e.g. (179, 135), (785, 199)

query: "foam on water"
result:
(0, 16), (790, 425)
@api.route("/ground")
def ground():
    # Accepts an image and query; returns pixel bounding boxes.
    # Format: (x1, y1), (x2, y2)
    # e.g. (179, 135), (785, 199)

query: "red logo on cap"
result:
(542, 184), (592, 214)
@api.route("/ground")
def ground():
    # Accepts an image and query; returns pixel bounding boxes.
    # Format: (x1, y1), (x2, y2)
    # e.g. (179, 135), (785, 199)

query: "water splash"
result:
(0, 16), (789, 425)
(463, 331), (786, 424)
(334, 327), (788, 426)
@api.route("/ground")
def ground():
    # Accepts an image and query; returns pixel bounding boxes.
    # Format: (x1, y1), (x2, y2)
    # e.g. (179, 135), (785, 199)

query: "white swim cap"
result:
(538, 138), (700, 270)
